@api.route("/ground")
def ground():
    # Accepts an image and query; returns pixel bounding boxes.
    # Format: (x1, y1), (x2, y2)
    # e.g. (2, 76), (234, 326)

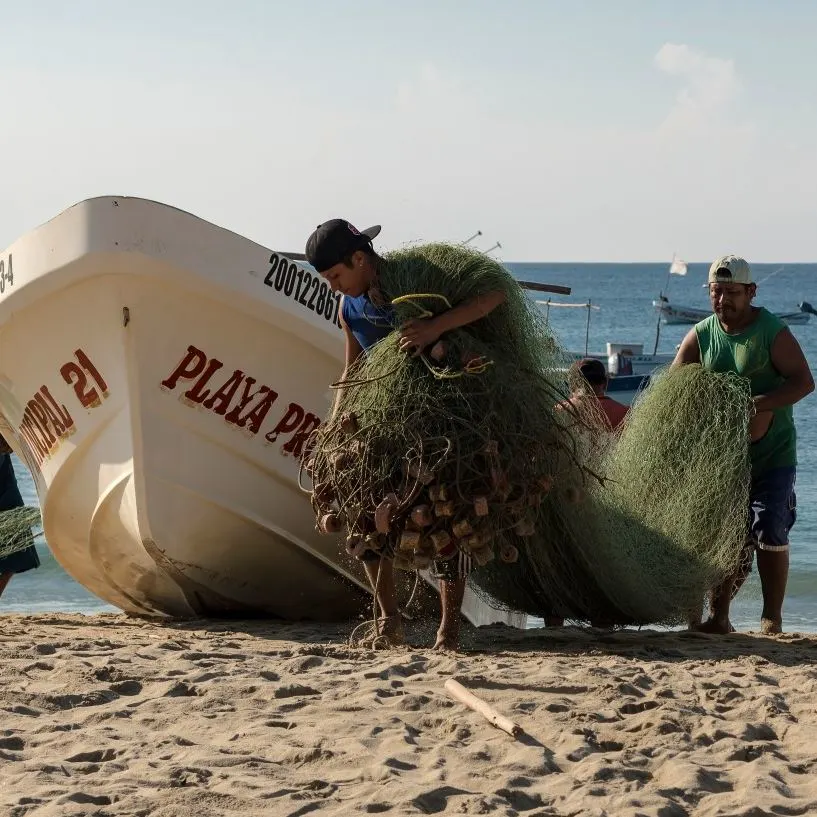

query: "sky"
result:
(1, 0), (816, 262)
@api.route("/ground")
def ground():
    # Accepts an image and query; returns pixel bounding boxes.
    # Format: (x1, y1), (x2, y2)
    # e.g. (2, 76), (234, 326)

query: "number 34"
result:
(0, 254), (13, 294)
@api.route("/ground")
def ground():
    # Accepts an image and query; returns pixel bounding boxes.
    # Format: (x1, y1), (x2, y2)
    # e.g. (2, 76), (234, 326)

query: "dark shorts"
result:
(748, 466), (796, 551)
(0, 454), (40, 575)
(0, 543), (40, 574)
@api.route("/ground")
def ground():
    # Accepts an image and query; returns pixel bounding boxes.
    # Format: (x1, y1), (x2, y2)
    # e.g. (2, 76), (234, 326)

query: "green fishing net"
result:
(0, 506), (42, 561)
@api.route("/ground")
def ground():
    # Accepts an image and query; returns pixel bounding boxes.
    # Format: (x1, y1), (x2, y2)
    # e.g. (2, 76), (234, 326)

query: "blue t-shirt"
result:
(342, 292), (397, 352)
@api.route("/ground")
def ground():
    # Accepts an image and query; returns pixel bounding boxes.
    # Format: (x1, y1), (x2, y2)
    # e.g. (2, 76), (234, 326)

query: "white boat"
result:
(0, 195), (523, 627)
(579, 342), (672, 404)
(653, 298), (815, 326)
(536, 298), (671, 400)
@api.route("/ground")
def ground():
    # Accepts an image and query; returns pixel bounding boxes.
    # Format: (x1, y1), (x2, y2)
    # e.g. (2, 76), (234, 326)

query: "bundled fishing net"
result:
(472, 363), (752, 625)
(303, 242), (751, 627)
(585, 364), (751, 623)
(302, 243), (598, 586)
(0, 506), (42, 560)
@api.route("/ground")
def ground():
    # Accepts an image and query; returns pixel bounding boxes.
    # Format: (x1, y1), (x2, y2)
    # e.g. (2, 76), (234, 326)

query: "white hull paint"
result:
(0, 196), (523, 627)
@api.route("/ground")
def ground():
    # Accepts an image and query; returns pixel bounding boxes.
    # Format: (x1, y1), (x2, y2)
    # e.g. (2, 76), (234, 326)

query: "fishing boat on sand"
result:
(0, 196), (532, 625)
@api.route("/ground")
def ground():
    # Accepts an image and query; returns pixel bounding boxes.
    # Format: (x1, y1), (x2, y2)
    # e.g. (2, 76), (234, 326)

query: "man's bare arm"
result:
(331, 303), (364, 418)
(753, 328), (815, 412)
(671, 328), (700, 368)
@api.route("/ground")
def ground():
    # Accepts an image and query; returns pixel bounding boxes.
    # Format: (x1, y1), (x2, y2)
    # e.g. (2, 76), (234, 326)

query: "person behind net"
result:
(0, 435), (40, 600)
(558, 357), (630, 433)
(546, 357), (630, 628)
(304, 219), (506, 650)
(673, 255), (814, 634)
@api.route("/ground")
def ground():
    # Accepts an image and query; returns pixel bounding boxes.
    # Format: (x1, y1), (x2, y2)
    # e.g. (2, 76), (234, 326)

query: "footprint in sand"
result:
(24, 661), (54, 672)
(619, 699), (661, 715)
(109, 680), (142, 696)
(495, 788), (544, 812)
(545, 702), (570, 713)
(287, 655), (324, 673)
(65, 748), (120, 763)
(93, 666), (124, 683)
(741, 723), (778, 742)
(62, 793), (113, 806)
(46, 690), (120, 709)
(164, 682), (201, 697)
(168, 766), (212, 787)
(411, 786), (474, 814)
(274, 684), (321, 699)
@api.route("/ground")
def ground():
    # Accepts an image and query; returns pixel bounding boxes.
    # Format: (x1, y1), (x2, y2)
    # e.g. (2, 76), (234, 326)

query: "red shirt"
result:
(597, 396), (629, 430)
(558, 393), (630, 431)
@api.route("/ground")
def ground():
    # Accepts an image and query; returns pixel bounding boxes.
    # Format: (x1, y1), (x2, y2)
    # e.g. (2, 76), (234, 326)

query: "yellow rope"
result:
(391, 292), (452, 318)
(390, 292), (494, 380)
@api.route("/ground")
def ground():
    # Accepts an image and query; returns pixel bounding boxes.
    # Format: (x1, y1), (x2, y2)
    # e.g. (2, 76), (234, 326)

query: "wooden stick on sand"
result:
(444, 678), (523, 738)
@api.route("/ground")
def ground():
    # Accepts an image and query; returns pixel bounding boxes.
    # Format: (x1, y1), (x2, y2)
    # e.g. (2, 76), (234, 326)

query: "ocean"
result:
(2, 261), (815, 631)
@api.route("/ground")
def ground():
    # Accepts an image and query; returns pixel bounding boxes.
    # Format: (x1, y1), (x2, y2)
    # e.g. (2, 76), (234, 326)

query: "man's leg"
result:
(362, 556), (404, 643)
(691, 541), (755, 631)
(434, 576), (466, 650)
(0, 572), (13, 598)
(695, 574), (736, 634)
(750, 467), (796, 635)
(756, 547), (789, 634)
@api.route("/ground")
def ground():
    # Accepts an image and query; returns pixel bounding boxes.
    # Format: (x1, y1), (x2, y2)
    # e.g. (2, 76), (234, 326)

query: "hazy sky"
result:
(2, 1), (815, 261)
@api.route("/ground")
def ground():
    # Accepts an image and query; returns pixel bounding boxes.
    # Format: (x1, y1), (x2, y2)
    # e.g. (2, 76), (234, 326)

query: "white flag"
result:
(669, 255), (688, 276)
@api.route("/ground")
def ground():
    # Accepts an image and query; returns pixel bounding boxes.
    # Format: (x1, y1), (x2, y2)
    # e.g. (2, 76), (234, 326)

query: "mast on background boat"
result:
(536, 298), (600, 355)
(652, 252), (688, 354)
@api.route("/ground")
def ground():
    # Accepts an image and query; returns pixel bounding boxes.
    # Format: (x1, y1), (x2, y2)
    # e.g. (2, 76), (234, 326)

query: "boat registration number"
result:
(0, 254), (13, 294)
(263, 253), (342, 330)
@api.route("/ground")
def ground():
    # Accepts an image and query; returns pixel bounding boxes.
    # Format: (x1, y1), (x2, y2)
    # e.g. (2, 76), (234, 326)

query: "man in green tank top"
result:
(673, 255), (814, 634)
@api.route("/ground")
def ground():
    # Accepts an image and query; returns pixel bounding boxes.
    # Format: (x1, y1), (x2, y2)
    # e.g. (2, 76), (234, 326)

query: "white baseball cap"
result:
(706, 255), (753, 286)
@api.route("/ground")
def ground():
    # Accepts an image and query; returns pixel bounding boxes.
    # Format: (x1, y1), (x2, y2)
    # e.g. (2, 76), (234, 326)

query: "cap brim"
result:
(702, 279), (753, 286)
(362, 225), (381, 241)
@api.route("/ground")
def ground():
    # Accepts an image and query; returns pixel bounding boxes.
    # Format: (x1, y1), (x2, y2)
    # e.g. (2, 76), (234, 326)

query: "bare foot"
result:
(760, 617), (782, 635)
(349, 614), (405, 649)
(694, 617), (733, 635)
(378, 614), (405, 645)
(433, 624), (460, 651)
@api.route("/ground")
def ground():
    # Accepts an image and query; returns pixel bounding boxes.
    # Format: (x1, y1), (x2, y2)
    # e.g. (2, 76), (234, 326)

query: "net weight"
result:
(0, 254), (14, 294)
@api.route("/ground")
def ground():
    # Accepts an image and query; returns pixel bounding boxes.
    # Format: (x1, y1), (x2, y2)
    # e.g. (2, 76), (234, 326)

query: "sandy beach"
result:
(1, 615), (817, 816)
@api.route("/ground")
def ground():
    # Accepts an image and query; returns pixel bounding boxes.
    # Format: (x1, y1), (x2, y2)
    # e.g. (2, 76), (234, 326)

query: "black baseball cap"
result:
(304, 219), (382, 273)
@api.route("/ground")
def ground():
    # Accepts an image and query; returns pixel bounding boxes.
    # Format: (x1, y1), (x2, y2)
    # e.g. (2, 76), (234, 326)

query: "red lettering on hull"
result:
(15, 349), (109, 467)
(161, 345), (323, 459)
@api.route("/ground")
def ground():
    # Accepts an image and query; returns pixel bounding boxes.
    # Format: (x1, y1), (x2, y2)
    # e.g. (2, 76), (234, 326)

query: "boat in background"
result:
(653, 256), (813, 327)
(653, 298), (815, 326)
(536, 296), (670, 404)
(0, 196), (524, 628)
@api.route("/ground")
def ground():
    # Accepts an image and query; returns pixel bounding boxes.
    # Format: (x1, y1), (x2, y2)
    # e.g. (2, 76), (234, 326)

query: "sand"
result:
(1, 614), (817, 816)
